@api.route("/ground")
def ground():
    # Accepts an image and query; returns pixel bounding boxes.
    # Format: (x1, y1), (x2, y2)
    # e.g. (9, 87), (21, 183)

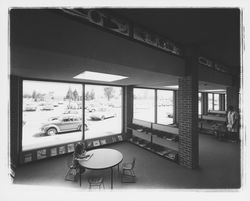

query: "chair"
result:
(65, 154), (78, 181)
(121, 157), (136, 183)
(88, 176), (105, 189)
(65, 154), (85, 182)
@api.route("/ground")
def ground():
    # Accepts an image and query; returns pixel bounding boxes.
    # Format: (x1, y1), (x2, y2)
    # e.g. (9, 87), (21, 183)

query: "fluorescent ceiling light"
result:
(74, 71), (128, 82)
(201, 89), (226, 92)
(164, 85), (179, 89)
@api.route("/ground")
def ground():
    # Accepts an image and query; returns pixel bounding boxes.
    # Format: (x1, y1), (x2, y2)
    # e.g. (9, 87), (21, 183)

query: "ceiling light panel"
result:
(164, 85), (179, 89)
(74, 71), (128, 82)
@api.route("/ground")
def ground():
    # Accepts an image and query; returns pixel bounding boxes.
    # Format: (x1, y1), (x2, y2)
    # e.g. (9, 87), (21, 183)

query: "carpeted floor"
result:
(13, 134), (241, 190)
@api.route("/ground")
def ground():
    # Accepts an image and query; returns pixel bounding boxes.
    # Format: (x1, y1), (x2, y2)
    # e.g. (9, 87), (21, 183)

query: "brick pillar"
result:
(226, 86), (239, 111)
(178, 77), (199, 168)
(178, 47), (199, 169)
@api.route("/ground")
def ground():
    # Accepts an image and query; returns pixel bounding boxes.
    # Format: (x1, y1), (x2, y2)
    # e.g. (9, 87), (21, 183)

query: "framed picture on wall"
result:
(93, 140), (100, 147)
(67, 144), (75, 152)
(58, 146), (66, 155)
(117, 135), (123, 141)
(37, 149), (47, 160)
(24, 153), (33, 163)
(86, 141), (93, 148)
(50, 147), (57, 156)
(100, 139), (107, 145)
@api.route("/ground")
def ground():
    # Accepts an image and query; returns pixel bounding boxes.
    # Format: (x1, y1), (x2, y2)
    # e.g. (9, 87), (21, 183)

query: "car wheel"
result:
(46, 128), (57, 136)
(101, 116), (105, 120)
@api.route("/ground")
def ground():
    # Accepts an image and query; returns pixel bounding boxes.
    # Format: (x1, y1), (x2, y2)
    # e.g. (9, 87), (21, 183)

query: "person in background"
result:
(226, 105), (239, 142)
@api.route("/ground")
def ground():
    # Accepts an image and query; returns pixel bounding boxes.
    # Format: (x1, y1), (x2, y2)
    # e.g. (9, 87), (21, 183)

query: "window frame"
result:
(207, 92), (225, 111)
(156, 89), (175, 125)
(133, 87), (176, 125)
(198, 92), (202, 115)
(84, 83), (124, 140)
(133, 87), (156, 123)
(20, 77), (124, 152)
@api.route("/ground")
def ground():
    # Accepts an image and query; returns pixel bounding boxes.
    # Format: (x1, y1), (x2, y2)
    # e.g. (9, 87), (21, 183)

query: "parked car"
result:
(23, 103), (37, 111)
(86, 104), (96, 112)
(53, 102), (59, 107)
(89, 107), (116, 120)
(38, 101), (46, 106)
(40, 115), (88, 136)
(63, 109), (79, 115)
(77, 101), (82, 109)
(67, 102), (79, 110)
(41, 104), (54, 111)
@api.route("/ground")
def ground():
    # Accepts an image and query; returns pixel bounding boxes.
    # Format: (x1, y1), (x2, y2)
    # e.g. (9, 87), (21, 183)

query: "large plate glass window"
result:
(213, 94), (220, 111)
(85, 85), (122, 139)
(225, 93), (227, 111)
(22, 80), (83, 151)
(198, 92), (202, 115)
(157, 90), (174, 125)
(133, 88), (155, 122)
(208, 93), (213, 111)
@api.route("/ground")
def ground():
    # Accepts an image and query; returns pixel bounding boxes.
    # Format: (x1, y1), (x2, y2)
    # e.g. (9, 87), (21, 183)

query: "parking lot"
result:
(22, 101), (122, 151)
(22, 99), (172, 151)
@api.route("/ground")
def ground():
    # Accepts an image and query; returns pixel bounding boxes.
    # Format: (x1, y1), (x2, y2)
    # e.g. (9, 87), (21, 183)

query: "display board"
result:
(62, 9), (183, 56)
(21, 134), (125, 164)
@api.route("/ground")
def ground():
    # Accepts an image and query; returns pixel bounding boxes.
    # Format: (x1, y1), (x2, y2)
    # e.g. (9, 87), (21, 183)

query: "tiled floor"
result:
(13, 134), (241, 190)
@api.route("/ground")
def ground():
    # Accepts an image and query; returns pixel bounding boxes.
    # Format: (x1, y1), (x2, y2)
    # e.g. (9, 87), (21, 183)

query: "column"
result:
(219, 94), (225, 111)
(10, 76), (22, 169)
(178, 47), (199, 169)
(202, 93), (208, 115)
(124, 86), (134, 138)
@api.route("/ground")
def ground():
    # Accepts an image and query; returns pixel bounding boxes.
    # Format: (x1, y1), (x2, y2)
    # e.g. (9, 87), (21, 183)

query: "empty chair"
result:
(121, 157), (136, 183)
(88, 176), (105, 189)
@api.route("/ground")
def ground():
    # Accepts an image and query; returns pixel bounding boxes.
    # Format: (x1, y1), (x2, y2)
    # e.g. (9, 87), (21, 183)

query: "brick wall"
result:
(178, 76), (199, 168)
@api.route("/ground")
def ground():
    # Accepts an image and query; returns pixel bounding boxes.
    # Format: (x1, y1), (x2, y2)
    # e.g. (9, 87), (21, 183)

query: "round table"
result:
(78, 148), (123, 189)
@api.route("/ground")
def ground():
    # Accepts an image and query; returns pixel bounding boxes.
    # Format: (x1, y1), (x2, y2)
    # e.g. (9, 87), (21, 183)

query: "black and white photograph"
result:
(0, 1), (249, 201)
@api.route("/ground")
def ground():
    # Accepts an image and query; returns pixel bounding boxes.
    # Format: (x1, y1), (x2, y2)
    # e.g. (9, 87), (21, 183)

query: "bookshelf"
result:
(127, 119), (179, 162)
(199, 111), (227, 137)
